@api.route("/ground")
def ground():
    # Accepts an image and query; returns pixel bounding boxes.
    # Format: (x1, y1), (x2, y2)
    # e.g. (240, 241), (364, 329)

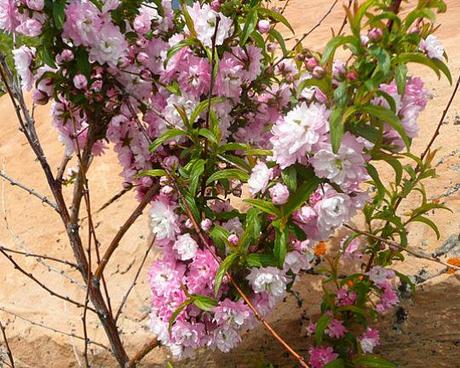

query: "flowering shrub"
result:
(0, 0), (453, 367)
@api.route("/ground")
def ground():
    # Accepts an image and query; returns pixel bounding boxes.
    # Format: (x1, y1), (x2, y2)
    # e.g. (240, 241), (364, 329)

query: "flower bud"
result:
(185, 219), (193, 229)
(140, 69), (152, 80)
(73, 74), (88, 90)
(60, 49), (74, 62)
(269, 183), (290, 205)
(228, 234), (239, 245)
(346, 70), (358, 81)
(200, 218), (212, 232)
(312, 66), (325, 79)
(160, 185), (174, 195)
(210, 0), (220, 11)
(305, 57), (318, 71)
(26, 0), (44, 11)
(32, 89), (49, 105)
(137, 52), (149, 64)
(258, 19), (270, 34)
(368, 28), (383, 42)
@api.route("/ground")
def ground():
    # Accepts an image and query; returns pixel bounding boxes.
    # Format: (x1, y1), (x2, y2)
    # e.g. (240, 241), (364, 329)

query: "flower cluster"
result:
(1, 0), (449, 366)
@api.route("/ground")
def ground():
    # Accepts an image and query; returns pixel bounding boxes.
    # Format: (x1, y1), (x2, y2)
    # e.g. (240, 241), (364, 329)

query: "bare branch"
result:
(337, 0), (353, 35)
(0, 244), (79, 269)
(0, 306), (110, 352)
(344, 224), (460, 271)
(0, 248), (96, 313)
(96, 185), (133, 214)
(94, 183), (159, 280)
(0, 171), (58, 211)
(0, 321), (15, 368)
(127, 338), (159, 368)
(115, 236), (155, 322)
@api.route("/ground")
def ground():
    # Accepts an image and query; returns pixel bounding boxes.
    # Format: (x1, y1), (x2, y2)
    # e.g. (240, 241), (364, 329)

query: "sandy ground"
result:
(0, 1), (459, 367)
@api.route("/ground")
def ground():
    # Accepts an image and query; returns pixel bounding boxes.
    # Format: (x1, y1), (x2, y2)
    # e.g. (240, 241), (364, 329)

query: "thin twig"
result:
(94, 183), (159, 280)
(0, 248), (96, 312)
(0, 171), (58, 211)
(0, 244), (79, 269)
(115, 236), (156, 322)
(0, 321), (15, 368)
(420, 75), (460, 162)
(337, 0), (353, 35)
(0, 306), (110, 352)
(56, 155), (72, 184)
(95, 185), (133, 214)
(345, 224), (460, 271)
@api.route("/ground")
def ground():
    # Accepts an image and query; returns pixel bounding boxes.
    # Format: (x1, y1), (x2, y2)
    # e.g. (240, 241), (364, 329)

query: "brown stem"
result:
(0, 321), (15, 368)
(93, 183), (159, 280)
(127, 338), (159, 368)
(337, 0), (353, 35)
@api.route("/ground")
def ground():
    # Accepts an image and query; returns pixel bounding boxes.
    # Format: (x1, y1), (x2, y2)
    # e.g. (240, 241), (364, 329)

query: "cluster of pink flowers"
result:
(1, 0), (441, 363)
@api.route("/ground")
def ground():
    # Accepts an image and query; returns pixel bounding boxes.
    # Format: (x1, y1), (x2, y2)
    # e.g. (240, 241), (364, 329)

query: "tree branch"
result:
(127, 338), (159, 368)
(0, 171), (58, 211)
(0, 321), (15, 368)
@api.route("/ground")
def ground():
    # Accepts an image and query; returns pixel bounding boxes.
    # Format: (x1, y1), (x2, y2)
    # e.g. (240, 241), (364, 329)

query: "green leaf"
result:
(193, 295), (218, 312)
(353, 355), (396, 368)
(189, 159), (205, 196)
(241, 9), (258, 45)
(283, 171), (321, 216)
(53, 0), (66, 30)
(367, 163), (386, 203)
(214, 252), (240, 296)
(432, 58), (452, 84)
(181, 1), (197, 37)
(325, 359), (345, 368)
(411, 215), (440, 239)
(321, 35), (355, 64)
(190, 97), (226, 125)
(246, 207), (261, 240)
(206, 169), (249, 185)
(395, 64), (408, 95)
(244, 198), (281, 216)
(198, 128), (219, 144)
(360, 105), (410, 149)
(330, 106), (345, 153)
(274, 225), (288, 267)
(351, 0), (375, 35)
(209, 225), (230, 252)
(281, 166), (297, 192)
(314, 314), (331, 345)
(258, 7), (294, 33)
(137, 169), (167, 178)
(269, 28), (288, 56)
(245, 253), (276, 267)
(168, 299), (192, 331)
(150, 129), (186, 152)
(394, 53), (441, 80)
(165, 38), (197, 66)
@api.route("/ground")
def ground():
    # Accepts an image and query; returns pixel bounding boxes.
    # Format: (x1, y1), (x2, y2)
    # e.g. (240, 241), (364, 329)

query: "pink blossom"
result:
(213, 299), (252, 328)
(16, 18), (42, 36)
(420, 35), (444, 60)
(215, 52), (243, 99)
(89, 22), (127, 67)
(0, 0), (19, 32)
(133, 4), (159, 34)
(212, 325), (241, 353)
(73, 74), (88, 90)
(309, 346), (339, 368)
(200, 218), (212, 231)
(271, 102), (329, 168)
(12, 46), (35, 90)
(283, 251), (312, 273)
(186, 249), (219, 294)
(227, 234), (239, 245)
(258, 19), (270, 33)
(186, 2), (232, 48)
(269, 183), (290, 205)
(25, 0), (44, 11)
(150, 199), (180, 241)
(173, 233), (198, 261)
(335, 288), (357, 307)
(248, 162), (273, 195)
(246, 266), (288, 299)
(367, 266), (395, 287)
(359, 327), (380, 353)
(376, 282), (399, 313)
(63, 0), (101, 46)
(326, 319), (347, 339)
(177, 55), (211, 97)
(231, 46), (263, 83)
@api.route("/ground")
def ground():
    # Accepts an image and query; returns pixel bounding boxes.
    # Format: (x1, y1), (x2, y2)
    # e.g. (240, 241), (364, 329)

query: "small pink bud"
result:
(164, 155), (179, 169)
(73, 74), (87, 90)
(267, 43), (276, 53)
(60, 49), (74, 62)
(200, 219), (212, 232)
(258, 19), (270, 34)
(159, 176), (169, 186)
(346, 70), (358, 81)
(312, 66), (325, 79)
(185, 219), (193, 229)
(137, 52), (149, 64)
(368, 28), (383, 42)
(269, 183), (290, 205)
(210, 0), (220, 11)
(160, 185), (174, 195)
(140, 69), (152, 80)
(305, 57), (318, 71)
(360, 34), (369, 46)
(228, 234), (239, 245)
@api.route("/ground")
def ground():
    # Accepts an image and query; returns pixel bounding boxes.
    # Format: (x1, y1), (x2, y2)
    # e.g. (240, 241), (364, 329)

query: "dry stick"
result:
(0, 171), (58, 211)
(56, 154), (72, 184)
(0, 321), (15, 368)
(344, 224), (460, 271)
(166, 171), (309, 368)
(127, 338), (159, 368)
(0, 306), (110, 352)
(0, 55), (129, 367)
(0, 244), (79, 269)
(286, 0), (339, 44)
(0, 248), (97, 313)
(95, 185), (133, 214)
(115, 236), (156, 322)
(93, 183), (159, 280)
